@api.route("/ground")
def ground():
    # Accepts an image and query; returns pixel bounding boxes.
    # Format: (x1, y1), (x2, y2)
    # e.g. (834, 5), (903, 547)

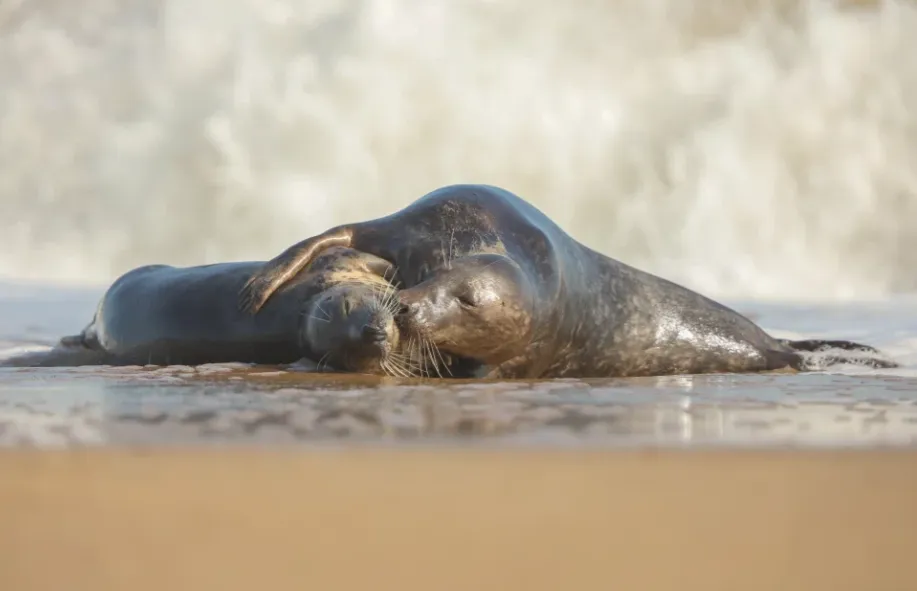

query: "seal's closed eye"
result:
(455, 291), (477, 308)
(246, 183), (897, 379)
(303, 280), (409, 376)
(395, 253), (535, 366)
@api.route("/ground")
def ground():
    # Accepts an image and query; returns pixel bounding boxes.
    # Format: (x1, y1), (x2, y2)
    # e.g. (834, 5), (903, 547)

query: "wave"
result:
(2, 0), (916, 301)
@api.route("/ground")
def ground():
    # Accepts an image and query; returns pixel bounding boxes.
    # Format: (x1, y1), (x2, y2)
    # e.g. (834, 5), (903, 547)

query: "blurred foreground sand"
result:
(2, 449), (916, 591)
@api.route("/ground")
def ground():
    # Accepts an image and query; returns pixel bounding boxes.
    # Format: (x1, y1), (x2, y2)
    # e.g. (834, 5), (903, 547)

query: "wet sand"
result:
(3, 366), (917, 590)
(4, 448), (917, 591)
(3, 364), (917, 447)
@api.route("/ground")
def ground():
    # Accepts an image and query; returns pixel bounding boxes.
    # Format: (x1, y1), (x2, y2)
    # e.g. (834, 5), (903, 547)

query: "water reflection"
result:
(0, 365), (915, 448)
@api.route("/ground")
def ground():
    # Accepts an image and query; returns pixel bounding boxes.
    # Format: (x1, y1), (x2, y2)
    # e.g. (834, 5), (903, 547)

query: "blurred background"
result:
(2, 0), (915, 302)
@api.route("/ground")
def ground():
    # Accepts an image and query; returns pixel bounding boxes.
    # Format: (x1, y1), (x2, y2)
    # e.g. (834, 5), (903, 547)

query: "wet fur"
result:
(2, 248), (400, 369)
(238, 184), (898, 379)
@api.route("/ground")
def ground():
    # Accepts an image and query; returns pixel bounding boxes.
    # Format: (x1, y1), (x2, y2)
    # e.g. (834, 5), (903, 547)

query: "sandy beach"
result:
(6, 0), (917, 588)
(3, 283), (917, 589)
(3, 361), (917, 590)
(4, 448), (917, 591)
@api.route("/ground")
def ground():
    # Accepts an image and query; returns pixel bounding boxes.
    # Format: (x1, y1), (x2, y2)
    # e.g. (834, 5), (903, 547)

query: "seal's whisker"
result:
(417, 338), (429, 377)
(308, 314), (330, 323)
(389, 357), (413, 378)
(387, 350), (414, 362)
(427, 338), (449, 378)
(315, 301), (331, 321)
(371, 278), (391, 297)
(386, 351), (409, 364)
(387, 361), (406, 379)
(383, 282), (400, 313)
(387, 350), (417, 378)
(419, 339), (430, 376)
(315, 351), (332, 373)
(400, 360), (419, 378)
(447, 226), (456, 270)
(404, 338), (416, 376)
(380, 359), (400, 378)
(419, 344), (430, 378)
(385, 297), (401, 316)
(380, 295), (396, 316)
(430, 343), (445, 377)
(423, 339), (435, 376)
(407, 337), (425, 377)
(422, 338), (444, 379)
(388, 291), (401, 314)
(382, 264), (401, 288)
(430, 340), (452, 377)
(382, 276), (397, 300)
(366, 292), (382, 313)
(370, 280), (399, 316)
(440, 236), (448, 271)
(389, 353), (422, 376)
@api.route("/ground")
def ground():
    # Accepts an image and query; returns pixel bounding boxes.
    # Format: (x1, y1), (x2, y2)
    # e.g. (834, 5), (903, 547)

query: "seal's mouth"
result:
(330, 315), (417, 378)
(393, 309), (420, 338)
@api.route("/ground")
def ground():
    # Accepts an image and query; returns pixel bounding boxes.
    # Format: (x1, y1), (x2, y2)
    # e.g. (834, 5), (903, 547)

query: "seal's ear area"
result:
(239, 227), (353, 314)
(59, 333), (86, 348)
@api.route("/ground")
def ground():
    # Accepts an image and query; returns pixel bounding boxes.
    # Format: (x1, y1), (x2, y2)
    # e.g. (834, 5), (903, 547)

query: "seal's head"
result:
(302, 282), (406, 376)
(395, 253), (535, 368)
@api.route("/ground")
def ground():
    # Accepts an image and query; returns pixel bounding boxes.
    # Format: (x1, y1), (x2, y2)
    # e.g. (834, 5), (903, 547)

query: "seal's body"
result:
(5, 247), (403, 373)
(239, 184), (897, 379)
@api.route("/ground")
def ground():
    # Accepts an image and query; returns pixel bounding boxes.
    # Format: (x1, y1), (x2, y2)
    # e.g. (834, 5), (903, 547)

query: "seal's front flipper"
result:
(59, 319), (102, 351)
(59, 333), (85, 347)
(239, 226), (354, 314)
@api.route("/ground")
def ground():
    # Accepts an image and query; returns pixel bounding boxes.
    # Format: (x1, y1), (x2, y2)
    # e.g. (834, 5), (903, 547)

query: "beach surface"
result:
(3, 448), (917, 591)
(2, 280), (917, 448)
(5, 1), (917, 587)
(3, 281), (917, 591)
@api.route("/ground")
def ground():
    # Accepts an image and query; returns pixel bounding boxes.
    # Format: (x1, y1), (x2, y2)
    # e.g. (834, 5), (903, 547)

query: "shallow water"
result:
(4, 1), (917, 450)
(3, 280), (917, 449)
(4, 366), (917, 448)
(5, 5), (917, 587)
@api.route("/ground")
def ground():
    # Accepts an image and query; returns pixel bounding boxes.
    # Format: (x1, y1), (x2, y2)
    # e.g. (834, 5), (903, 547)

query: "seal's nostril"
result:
(397, 304), (410, 316)
(362, 325), (387, 343)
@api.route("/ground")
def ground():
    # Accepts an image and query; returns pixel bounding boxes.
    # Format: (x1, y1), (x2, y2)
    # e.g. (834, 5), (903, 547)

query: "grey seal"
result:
(238, 184), (897, 378)
(3, 247), (410, 375)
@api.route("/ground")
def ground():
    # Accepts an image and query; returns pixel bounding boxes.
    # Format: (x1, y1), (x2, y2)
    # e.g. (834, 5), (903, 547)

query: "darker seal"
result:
(238, 184), (897, 378)
(4, 247), (407, 375)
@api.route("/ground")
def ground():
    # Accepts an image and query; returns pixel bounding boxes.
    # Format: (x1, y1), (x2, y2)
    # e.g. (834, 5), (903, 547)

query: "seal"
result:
(238, 184), (898, 378)
(4, 247), (410, 375)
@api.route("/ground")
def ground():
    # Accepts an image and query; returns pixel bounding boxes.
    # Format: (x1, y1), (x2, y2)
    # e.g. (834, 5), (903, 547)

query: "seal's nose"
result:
(396, 293), (426, 328)
(397, 301), (426, 326)
(362, 324), (387, 344)
(396, 298), (417, 317)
